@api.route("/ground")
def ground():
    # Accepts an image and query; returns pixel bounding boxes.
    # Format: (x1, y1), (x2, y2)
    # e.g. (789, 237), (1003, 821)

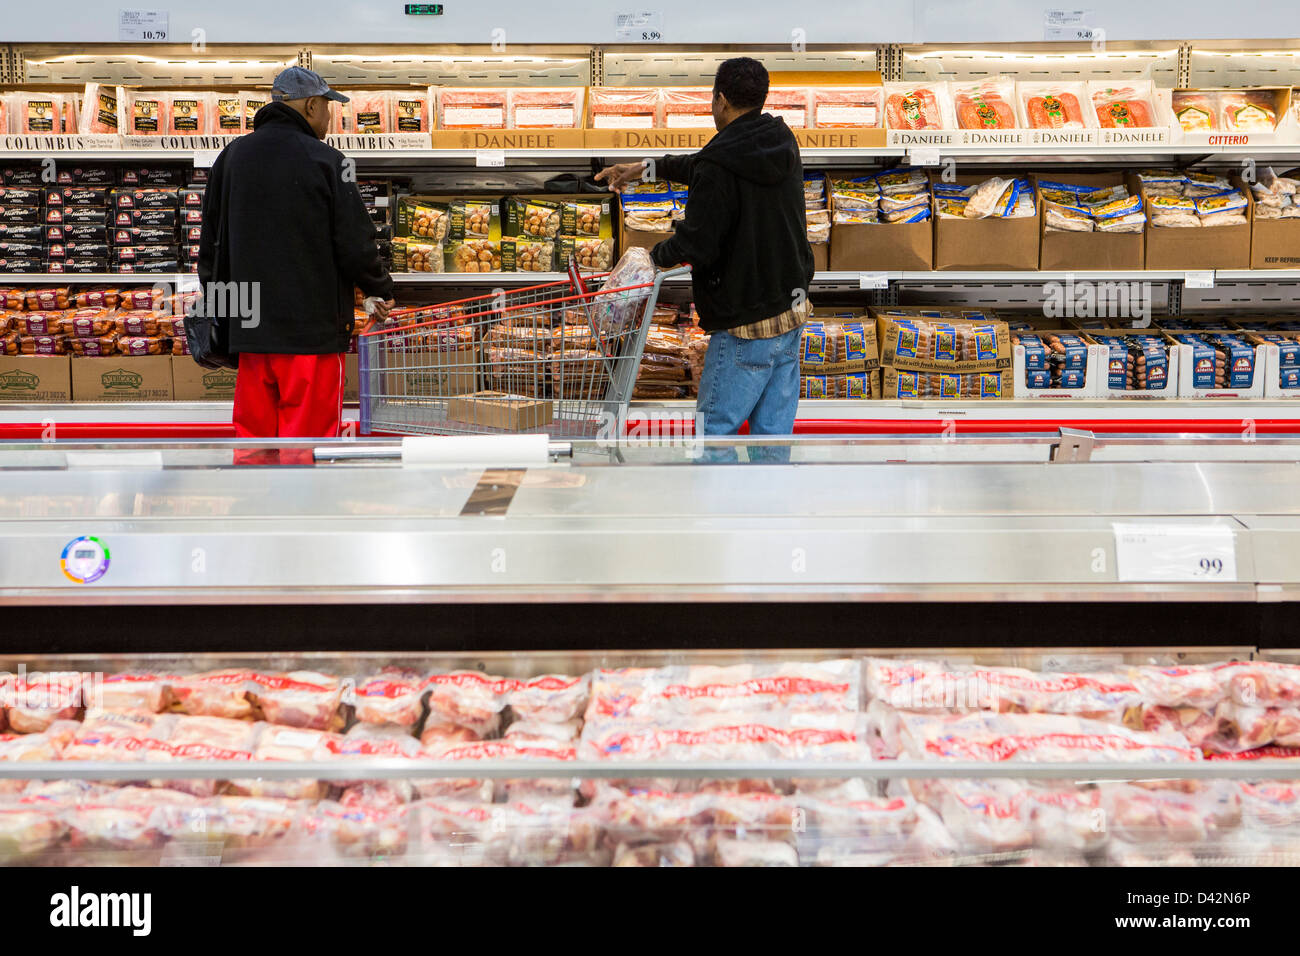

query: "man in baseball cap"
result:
(197, 66), (393, 454)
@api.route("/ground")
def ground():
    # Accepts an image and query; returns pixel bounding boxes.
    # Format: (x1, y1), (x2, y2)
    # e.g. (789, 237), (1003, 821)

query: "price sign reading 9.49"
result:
(1112, 523), (1238, 583)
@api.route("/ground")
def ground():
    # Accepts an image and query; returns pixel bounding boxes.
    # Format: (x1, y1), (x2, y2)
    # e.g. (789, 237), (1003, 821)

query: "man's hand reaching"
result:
(361, 297), (396, 333)
(594, 161), (649, 192)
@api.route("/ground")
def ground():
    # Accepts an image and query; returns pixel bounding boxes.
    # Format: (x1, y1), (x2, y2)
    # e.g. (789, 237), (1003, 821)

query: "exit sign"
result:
(405, 3), (443, 13)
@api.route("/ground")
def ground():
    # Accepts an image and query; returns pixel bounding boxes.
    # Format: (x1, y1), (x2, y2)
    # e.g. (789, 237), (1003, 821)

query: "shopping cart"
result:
(359, 263), (688, 438)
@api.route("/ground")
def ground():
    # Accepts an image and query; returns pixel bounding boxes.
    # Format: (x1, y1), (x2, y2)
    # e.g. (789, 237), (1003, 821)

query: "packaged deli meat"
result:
(764, 87), (811, 128)
(438, 89), (507, 129)
(588, 87), (662, 129)
(662, 87), (715, 129)
(952, 78), (1019, 130)
(391, 89), (432, 132)
(342, 90), (392, 134)
(1090, 82), (1158, 128)
(167, 92), (210, 135)
(0, 188), (42, 207)
(354, 668), (426, 727)
(10, 93), (67, 134)
(122, 89), (169, 135)
(240, 91), (269, 133)
(1019, 81), (1091, 129)
(884, 83), (949, 130)
(79, 83), (121, 134)
(811, 86), (885, 129)
(508, 87), (584, 128)
(118, 166), (188, 186)
(212, 93), (243, 134)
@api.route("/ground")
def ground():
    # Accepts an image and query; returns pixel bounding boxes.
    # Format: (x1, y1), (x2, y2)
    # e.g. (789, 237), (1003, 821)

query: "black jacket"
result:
(198, 102), (393, 354)
(650, 110), (813, 333)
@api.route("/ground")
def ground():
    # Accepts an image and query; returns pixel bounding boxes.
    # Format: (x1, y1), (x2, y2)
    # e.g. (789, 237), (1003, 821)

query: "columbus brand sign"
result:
(0, 368), (39, 392)
(101, 367), (144, 391)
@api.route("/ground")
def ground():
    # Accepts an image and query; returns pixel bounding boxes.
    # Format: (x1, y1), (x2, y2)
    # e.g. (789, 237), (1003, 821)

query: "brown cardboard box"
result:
(0, 356), (71, 402)
(882, 366), (1015, 400)
(811, 242), (828, 273)
(428, 128), (586, 150)
(1036, 172), (1146, 270)
(71, 356), (172, 402)
(1143, 175), (1252, 270)
(1250, 218), (1300, 269)
(876, 315), (1012, 374)
(344, 353), (359, 403)
(826, 174), (932, 271)
(383, 345), (481, 398)
(799, 317), (879, 375)
(171, 358), (237, 400)
(445, 390), (553, 431)
(584, 129), (713, 151)
(933, 173), (1040, 271)
(794, 128), (887, 150)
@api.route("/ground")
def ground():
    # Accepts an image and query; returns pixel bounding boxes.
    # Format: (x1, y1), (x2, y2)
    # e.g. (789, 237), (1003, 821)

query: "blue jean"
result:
(694, 325), (801, 462)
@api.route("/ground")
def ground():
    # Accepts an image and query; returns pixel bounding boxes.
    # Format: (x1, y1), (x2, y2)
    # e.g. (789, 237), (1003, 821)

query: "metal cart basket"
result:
(359, 265), (688, 438)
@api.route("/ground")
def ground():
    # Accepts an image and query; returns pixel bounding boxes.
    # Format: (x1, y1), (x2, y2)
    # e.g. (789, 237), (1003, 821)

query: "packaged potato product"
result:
(448, 238), (501, 273)
(884, 83), (948, 130)
(502, 236), (555, 272)
(167, 91), (210, 135)
(446, 199), (496, 240)
(508, 87), (584, 128)
(397, 198), (449, 240)
(662, 87), (715, 128)
(393, 238), (443, 273)
(439, 89), (507, 129)
(561, 199), (608, 237)
(123, 89), (168, 135)
(1019, 82), (1090, 129)
(505, 197), (561, 238)
(79, 83), (121, 134)
(952, 78), (1019, 130)
(1091, 83), (1158, 128)
(558, 235), (614, 272)
(811, 86), (884, 128)
(588, 87), (661, 129)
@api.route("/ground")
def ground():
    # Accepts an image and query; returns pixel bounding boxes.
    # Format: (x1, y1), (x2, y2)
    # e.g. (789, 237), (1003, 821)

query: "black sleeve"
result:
(197, 151), (224, 288)
(330, 157), (394, 300)
(655, 153), (695, 185)
(650, 162), (735, 271)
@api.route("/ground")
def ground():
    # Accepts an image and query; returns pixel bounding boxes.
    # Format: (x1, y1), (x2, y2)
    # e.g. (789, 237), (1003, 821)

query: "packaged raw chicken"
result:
(1172, 90), (1218, 131)
(1240, 781), (1300, 830)
(0, 721), (80, 795)
(354, 667), (426, 727)
(227, 725), (339, 801)
(4, 671), (88, 732)
(1019, 82), (1089, 129)
(507, 673), (590, 723)
(579, 709), (865, 762)
(148, 714), (262, 797)
(662, 87), (715, 128)
(79, 82), (121, 134)
(1136, 703), (1220, 749)
(884, 83), (948, 130)
(249, 670), (344, 730)
(62, 710), (167, 762)
(1101, 783), (1213, 844)
(508, 87), (583, 128)
(168, 669), (256, 719)
(929, 778), (1033, 853)
(764, 87), (811, 128)
(1128, 663), (1229, 708)
(122, 89), (169, 135)
(0, 803), (66, 862)
(1220, 660), (1300, 707)
(504, 719), (582, 743)
(588, 87), (661, 129)
(438, 89), (507, 129)
(952, 78), (1019, 130)
(810, 86), (884, 129)
(423, 671), (513, 735)
(1090, 83), (1158, 128)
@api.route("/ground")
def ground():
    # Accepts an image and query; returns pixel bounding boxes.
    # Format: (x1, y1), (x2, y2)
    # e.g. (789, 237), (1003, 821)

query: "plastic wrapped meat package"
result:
(580, 708), (866, 762)
(424, 736), (577, 805)
(438, 89), (507, 129)
(147, 715), (262, 797)
(224, 725), (341, 801)
(507, 673), (589, 723)
(764, 87), (811, 128)
(249, 671), (345, 730)
(79, 82), (121, 134)
(1019, 81), (1091, 129)
(883, 82), (951, 130)
(951, 78), (1019, 130)
(1090, 82), (1158, 128)
(343, 91), (392, 134)
(166, 91), (211, 135)
(121, 89), (169, 135)
(354, 667), (426, 728)
(9, 92), (70, 134)
(391, 89), (432, 132)
(0, 720), (80, 795)
(422, 671), (513, 736)
(661, 87), (715, 129)
(1173, 91), (1219, 131)
(588, 87), (661, 129)
(3, 671), (89, 732)
(508, 87), (584, 129)
(802, 793), (959, 866)
(810, 86), (884, 129)
(167, 669), (256, 720)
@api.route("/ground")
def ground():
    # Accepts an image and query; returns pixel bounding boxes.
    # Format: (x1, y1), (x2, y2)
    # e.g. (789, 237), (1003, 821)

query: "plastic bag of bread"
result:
(439, 88), (507, 129)
(662, 87), (715, 128)
(963, 177), (1010, 219)
(811, 86), (885, 128)
(588, 87), (661, 129)
(632, 383), (688, 399)
(79, 82), (121, 134)
(952, 78), (1018, 130)
(508, 87), (584, 128)
(25, 287), (70, 311)
(122, 89), (169, 135)
(1020, 82), (1089, 129)
(1091, 83), (1157, 128)
(167, 91), (211, 135)
(447, 239), (501, 273)
(118, 336), (169, 355)
(764, 87), (811, 128)
(502, 236), (554, 273)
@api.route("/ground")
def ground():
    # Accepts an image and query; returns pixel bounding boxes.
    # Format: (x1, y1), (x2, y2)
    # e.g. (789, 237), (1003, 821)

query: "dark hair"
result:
(713, 57), (769, 111)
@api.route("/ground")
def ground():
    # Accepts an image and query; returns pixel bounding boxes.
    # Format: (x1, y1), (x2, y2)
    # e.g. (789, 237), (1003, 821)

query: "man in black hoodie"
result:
(598, 58), (813, 442)
(199, 67), (394, 442)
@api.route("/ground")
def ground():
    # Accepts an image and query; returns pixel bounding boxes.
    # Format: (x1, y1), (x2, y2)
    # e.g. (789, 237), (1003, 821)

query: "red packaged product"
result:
(64, 307), (114, 338)
(249, 670), (345, 731)
(507, 87), (584, 129)
(588, 87), (661, 129)
(953, 80), (1018, 130)
(123, 89), (169, 135)
(167, 669), (256, 720)
(1092, 86), (1156, 128)
(438, 89), (508, 130)
(80, 83), (120, 134)
(662, 87), (715, 129)
(764, 87), (811, 128)
(392, 89), (431, 132)
(812, 86), (885, 129)
(13, 93), (63, 134)
(24, 287), (70, 310)
(885, 87), (944, 130)
(346, 91), (391, 134)
(354, 667), (426, 727)
(167, 91), (209, 135)
(73, 286), (121, 309)
(423, 671), (514, 735)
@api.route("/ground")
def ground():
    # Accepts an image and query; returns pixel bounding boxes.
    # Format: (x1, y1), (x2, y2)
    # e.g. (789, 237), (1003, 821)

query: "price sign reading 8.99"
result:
(1112, 523), (1238, 583)
(615, 11), (665, 42)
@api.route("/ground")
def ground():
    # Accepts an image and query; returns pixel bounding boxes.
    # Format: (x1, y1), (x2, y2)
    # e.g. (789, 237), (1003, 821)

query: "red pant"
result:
(233, 353), (345, 439)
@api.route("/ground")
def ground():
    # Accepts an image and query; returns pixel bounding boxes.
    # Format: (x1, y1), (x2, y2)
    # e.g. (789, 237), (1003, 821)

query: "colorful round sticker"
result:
(61, 536), (110, 584)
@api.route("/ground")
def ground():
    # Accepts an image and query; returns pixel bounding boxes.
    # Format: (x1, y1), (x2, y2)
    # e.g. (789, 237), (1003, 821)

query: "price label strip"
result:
(475, 150), (506, 168)
(1184, 270), (1215, 289)
(858, 272), (889, 290)
(1112, 522), (1238, 583)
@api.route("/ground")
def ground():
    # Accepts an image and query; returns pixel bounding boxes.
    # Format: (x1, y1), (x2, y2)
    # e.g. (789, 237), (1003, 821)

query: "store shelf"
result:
(0, 273), (195, 285)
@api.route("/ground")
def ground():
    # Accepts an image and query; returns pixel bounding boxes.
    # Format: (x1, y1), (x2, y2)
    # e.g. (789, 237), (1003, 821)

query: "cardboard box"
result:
(1088, 330), (1180, 398)
(1142, 176), (1252, 271)
(384, 345), (481, 398)
(1251, 218), (1300, 269)
(827, 173), (933, 271)
(1165, 330), (1266, 399)
(881, 366), (1015, 400)
(171, 358), (237, 400)
(428, 128), (586, 150)
(71, 356), (172, 402)
(1036, 172), (1145, 271)
(875, 315), (1012, 374)
(0, 356), (72, 402)
(811, 242), (828, 272)
(445, 390), (553, 431)
(1166, 87), (1293, 149)
(1010, 329), (1102, 399)
(799, 317), (879, 376)
(933, 173), (1040, 270)
(584, 129), (713, 150)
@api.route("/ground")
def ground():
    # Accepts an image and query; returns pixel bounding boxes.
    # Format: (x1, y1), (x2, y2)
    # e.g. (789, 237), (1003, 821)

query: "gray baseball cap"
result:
(270, 66), (349, 103)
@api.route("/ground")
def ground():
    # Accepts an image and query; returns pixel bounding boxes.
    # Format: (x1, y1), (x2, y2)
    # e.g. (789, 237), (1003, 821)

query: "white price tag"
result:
(615, 11), (665, 41)
(118, 9), (169, 41)
(908, 148), (941, 167)
(474, 149), (506, 168)
(1184, 270), (1215, 289)
(192, 149), (219, 169)
(858, 272), (889, 290)
(1043, 8), (1096, 41)
(1112, 523), (1237, 583)
(373, 195), (390, 208)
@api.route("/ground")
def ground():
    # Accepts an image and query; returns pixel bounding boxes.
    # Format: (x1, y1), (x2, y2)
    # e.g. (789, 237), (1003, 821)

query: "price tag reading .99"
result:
(1112, 523), (1238, 583)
